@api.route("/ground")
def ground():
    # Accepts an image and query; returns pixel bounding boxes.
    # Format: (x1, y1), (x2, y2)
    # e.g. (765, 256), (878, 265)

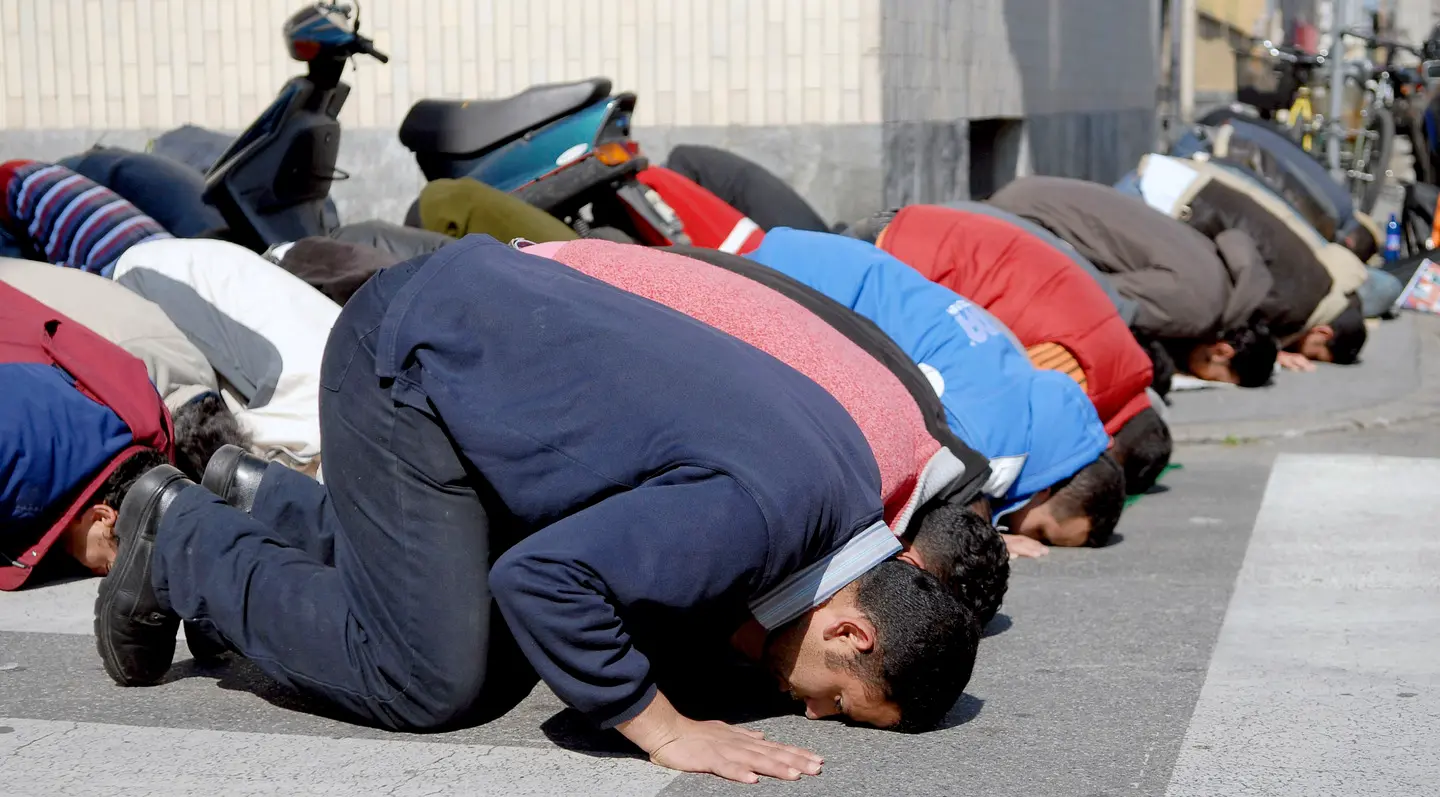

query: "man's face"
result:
(1295, 325), (1336, 362)
(1004, 493), (1091, 547)
(1186, 341), (1240, 384)
(761, 600), (902, 729)
(64, 504), (119, 575)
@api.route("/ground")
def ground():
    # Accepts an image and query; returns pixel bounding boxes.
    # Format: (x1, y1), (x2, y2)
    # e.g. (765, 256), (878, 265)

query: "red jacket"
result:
(0, 282), (174, 590)
(880, 204), (1153, 435)
(636, 166), (765, 254)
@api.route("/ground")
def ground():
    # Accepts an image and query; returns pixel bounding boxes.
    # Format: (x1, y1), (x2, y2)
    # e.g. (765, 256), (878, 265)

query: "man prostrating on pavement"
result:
(94, 236), (976, 784)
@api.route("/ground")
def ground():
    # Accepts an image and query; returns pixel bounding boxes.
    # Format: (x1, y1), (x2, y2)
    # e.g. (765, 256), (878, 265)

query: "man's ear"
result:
(93, 503), (118, 529)
(824, 614), (877, 654)
(1313, 324), (1335, 342)
(1212, 341), (1237, 362)
(896, 545), (926, 570)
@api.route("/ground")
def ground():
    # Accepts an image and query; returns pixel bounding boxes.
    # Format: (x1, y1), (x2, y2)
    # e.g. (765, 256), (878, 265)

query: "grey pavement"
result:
(1165, 453), (1440, 797)
(0, 439), (1262, 797)
(6, 420), (1439, 795)
(6, 303), (1440, 792)
(1167, 313), (1440, 442)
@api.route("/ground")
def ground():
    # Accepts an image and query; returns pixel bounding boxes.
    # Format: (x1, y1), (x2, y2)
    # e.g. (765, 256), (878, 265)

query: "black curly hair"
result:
(92, 448), (171, 510)
(171, 392), (253, 481)
(1112, 407), (1173, 495)
(1325, 293), (1367, 365)
(1045, 452), (1126, 547)
(1223, 317), (1279, 388)
(1160, 317), (1277, 389)
(1137, 334), (1176, 398)
(908, 501), (1009, 627)
(849, 559), (978, 732)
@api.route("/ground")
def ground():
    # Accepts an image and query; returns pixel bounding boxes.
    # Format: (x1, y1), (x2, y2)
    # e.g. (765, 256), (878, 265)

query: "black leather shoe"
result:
(201, 444), (268, 514)
(185, 444), (269, 666)
(182, 619), (231, 666)
(95, 465), (191, 687)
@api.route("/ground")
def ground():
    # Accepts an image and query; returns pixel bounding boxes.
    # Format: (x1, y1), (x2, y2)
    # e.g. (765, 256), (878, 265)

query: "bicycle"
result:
(1333, 29), (1430, 213)
(1255, 33), (1399, 215)
(1234, 39), (1327, 149)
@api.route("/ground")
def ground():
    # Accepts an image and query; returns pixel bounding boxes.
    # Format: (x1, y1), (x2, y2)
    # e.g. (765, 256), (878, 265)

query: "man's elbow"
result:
(488, 551), (530, 615)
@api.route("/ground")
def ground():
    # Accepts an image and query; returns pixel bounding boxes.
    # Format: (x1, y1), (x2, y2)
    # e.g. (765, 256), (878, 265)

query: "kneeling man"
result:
(95, 236), (976, 785)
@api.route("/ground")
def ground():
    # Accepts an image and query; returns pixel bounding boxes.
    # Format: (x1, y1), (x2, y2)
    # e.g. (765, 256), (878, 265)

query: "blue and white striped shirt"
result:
(748, 520), (902, 630)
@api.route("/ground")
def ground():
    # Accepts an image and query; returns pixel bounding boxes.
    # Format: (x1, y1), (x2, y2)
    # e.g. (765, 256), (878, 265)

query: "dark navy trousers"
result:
(152, 276), (533, 731)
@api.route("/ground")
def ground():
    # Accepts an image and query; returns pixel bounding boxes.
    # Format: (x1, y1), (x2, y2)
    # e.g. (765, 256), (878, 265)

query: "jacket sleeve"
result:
(1106, 251), (1221, 341)
(488, 466), (772, 728)
(1213, 229), (1275, 332)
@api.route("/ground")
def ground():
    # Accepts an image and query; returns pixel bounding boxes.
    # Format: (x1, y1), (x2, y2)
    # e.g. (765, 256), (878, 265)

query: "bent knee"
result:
(374, 666), (487, 731)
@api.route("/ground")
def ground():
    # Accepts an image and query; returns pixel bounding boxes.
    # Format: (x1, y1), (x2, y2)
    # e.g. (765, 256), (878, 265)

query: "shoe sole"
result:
(201, 444), (260, 513)
(94, 466), (187, 687)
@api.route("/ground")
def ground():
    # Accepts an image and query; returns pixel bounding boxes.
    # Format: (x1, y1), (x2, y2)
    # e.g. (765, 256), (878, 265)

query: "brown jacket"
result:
(990, 176), (1273, 341)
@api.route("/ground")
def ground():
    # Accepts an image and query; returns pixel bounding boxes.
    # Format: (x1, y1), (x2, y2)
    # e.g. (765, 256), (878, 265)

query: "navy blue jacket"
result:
(364, 236), (886, 727)
(59, 148), (226, 238)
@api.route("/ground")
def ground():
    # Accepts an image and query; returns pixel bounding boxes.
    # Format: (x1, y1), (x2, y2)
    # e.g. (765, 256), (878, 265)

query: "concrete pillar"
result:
(1178, 0), (1198, 123)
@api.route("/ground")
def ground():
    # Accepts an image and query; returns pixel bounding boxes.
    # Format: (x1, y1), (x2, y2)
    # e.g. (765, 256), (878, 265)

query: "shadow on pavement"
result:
(167, 654), (369, 727)
(936, 693), (986, 731)
(540, 709), (641, 757)
(983, 613), (1014, 638)
(168, 650), (543, 733)
(539, 692), (802, 760)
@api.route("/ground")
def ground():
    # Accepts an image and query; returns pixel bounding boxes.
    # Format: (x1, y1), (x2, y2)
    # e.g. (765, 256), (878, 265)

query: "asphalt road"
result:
(3, 318), (1438, 796)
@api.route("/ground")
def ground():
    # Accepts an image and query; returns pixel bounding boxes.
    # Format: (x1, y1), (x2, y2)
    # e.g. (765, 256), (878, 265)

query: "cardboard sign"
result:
(1139, 154), (1202, 217)
(1398, 259), (1440, 315)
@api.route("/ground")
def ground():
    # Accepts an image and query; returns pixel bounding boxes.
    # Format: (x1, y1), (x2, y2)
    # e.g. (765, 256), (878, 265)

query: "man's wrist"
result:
(616, 690), (685, 755)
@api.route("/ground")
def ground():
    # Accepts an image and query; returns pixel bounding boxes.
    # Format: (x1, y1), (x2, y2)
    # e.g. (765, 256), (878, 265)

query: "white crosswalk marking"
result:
(0, 577), (675, 796)
(0, 717), (676, 796)
(1164, 454), (1440, 797)
(0, 577), (99, 635)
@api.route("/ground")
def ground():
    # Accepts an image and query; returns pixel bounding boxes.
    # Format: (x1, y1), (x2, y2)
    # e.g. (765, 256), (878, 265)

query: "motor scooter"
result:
(202, 2), (387, 253)
(399, 81), (688, 245)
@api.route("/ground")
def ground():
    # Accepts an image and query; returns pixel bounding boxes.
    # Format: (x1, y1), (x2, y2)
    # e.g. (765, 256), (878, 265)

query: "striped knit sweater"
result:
(0, 160), (171, 277)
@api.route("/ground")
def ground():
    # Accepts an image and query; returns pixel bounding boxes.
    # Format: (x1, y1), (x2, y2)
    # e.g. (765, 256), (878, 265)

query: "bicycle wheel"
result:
(1350, 107), (1395, 214)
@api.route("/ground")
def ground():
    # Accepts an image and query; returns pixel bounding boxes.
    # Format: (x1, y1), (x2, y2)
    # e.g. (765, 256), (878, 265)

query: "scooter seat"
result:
(399, 78), (612, 160)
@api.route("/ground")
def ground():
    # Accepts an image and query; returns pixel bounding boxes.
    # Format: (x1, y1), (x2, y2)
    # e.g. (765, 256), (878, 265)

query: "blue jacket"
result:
(748, 229), (1110, 513)
(362, 236), (889, 727)
(1, 364), (132, 534)
(1, 281), (175, 589)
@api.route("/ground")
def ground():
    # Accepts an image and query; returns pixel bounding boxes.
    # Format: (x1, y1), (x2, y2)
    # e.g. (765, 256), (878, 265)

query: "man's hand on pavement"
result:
(1276, 351), (1316, 372)
(649, 718), (824, 784)
(1002, 532), (1049, 559)
(617, 689), (823, 784)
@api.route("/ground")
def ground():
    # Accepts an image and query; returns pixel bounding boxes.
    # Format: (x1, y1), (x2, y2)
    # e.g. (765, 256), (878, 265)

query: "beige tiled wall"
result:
(0, 0), (885, 131)
(880, 0), (1025, 123)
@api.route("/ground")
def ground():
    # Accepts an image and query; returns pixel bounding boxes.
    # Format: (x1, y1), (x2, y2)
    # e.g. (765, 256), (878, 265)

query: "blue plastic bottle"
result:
(1385, 213), (1402, 263)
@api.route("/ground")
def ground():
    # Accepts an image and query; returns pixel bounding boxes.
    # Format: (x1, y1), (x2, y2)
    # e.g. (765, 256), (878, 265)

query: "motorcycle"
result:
(399, 80), (688, 245)
(202, 2), (387, 253)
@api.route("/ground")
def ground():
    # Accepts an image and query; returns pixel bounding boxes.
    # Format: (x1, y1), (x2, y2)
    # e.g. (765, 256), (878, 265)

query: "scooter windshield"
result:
(208, 84), (303, 176)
